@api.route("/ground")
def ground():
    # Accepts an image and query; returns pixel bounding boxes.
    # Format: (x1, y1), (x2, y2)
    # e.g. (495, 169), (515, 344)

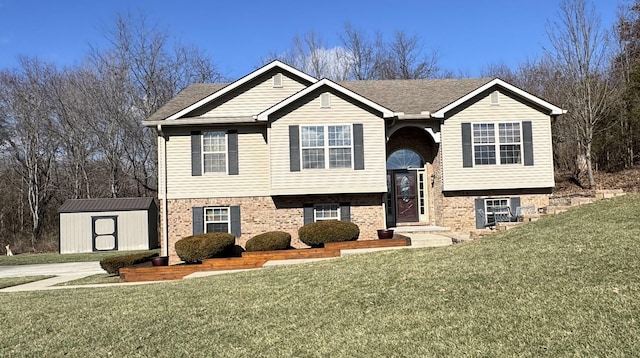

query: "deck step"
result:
(201, 257), (267, 269)
(325, 237), (411, 250)
(242, 248), (339, 260)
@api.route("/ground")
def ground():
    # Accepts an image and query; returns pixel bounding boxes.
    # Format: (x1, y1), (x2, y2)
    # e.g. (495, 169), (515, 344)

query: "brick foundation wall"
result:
(160, 194), (385, 263)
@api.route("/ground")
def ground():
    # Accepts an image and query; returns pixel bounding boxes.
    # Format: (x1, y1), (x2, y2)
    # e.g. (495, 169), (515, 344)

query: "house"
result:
(143, 61), (565, 262)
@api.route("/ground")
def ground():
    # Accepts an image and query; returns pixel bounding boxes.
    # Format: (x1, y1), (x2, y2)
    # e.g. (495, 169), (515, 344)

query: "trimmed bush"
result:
(100, 252), (158, 275)
(298, 220), (359, 247)
(175, 232), (235, 263)
(245, 231), (291, 252)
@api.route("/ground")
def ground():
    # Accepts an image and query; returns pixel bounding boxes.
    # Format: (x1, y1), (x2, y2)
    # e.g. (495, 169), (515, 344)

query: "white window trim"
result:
(202, 130), (228, 174)
(314, 203), (341, 222)
(204, 206), (231, 233)
(471, 122), (523, 166)
(300, 124), (354, 170)
(484, 198), (511, 225)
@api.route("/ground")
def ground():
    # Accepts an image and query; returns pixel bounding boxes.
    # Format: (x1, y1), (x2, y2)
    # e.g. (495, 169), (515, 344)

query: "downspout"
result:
(157, 124), (169, 257)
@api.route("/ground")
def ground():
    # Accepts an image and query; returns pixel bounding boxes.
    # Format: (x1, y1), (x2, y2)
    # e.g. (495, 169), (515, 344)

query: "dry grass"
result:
(0, 195), (639, 356)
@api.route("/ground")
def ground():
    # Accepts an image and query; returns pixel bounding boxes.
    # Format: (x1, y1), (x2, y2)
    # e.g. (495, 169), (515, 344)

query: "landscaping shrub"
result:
(245, 231), (291, 252)
(100, 252), (158, 275)
(175, 232), (235, 263)
(298, 220), (359, 247)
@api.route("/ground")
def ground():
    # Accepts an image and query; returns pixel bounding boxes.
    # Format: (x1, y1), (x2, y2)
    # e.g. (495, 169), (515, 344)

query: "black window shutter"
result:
(192, 207), (204, 235)
(228, 130), (239, 175)
(303, 204), (314, 225)
(522, 121), (534, 166)
(340, 202), (351, 222)
(230, 206), (241, 237)
(474, 198), (485, 229)
(510, 197), (521, 213)
(462, 123), (473, 168)
(289, 125), (300, 172)
(191, 131), (202, 176)
(353, 124), (364, 170)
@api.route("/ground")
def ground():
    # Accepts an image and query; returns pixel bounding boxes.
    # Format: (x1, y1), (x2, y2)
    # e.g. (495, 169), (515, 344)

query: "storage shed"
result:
(58, 197), (158, 254)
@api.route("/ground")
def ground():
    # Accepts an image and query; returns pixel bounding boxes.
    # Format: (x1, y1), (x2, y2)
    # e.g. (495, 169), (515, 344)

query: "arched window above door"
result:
(386, 149), (423, 170)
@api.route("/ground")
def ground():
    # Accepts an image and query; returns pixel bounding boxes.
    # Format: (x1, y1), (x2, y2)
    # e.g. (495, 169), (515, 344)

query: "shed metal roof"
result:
(58, 197), (156, 213)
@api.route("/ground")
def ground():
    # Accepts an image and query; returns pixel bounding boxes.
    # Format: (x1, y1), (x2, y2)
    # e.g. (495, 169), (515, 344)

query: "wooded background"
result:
(1, 0), (638, 252)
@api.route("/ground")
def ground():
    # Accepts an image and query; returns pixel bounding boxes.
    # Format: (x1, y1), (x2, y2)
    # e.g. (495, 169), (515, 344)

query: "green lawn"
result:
(0, 249), (159, 266)
(0, 276), (54, 289)
(1, 195), (639, 357)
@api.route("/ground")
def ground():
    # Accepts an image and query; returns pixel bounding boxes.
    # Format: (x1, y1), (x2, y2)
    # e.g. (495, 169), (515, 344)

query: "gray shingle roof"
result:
(58, 197), (156, 213)
(145, 83), (229, 122)
(339, 78), (493, 114)
(145, 78), (494, 122)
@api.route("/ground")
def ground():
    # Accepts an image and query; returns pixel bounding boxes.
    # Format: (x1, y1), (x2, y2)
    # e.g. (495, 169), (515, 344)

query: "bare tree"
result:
(546, 0), (615, 188)
(339, 24), (380, 80)
(381, 31), (440, 80)
(0, 58), (61, 250)
(265, 30), (352, 81)
(88, 11), (222, 196)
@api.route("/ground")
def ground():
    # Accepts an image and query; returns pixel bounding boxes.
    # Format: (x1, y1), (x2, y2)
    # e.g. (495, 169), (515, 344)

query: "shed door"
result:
(92, 216), (118, 251)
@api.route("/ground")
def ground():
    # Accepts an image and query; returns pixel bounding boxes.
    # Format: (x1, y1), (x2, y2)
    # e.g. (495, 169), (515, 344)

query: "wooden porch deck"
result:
(119, 237), (411, 283)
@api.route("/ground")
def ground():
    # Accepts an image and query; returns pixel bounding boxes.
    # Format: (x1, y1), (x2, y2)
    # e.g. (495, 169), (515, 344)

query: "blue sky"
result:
(0, 0), (620, 80)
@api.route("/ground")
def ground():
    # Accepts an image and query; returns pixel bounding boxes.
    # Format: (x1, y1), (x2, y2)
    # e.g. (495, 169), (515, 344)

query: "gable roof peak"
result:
(157, 61), (318, 122)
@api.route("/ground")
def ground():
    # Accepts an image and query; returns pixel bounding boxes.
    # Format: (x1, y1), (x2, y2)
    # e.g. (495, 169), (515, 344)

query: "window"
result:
(202, 131), (227, 173)
(204, 207), (229, 233)
(314, 204), (340, 221)
(498, 123), (521, 164)
(301, 125), (352, 169)
(485, 198), (510, 225)
(472, 123), (522, 165)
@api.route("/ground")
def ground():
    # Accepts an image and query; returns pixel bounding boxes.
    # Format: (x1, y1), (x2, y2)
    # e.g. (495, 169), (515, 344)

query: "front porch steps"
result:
(390, 226), (457, 248)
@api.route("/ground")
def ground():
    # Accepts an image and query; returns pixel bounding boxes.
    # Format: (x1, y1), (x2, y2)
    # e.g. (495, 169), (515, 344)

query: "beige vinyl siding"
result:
(201, 73), (308, 117)
(270, 92), (387, 195)
(441, 91), (555, 191)
(164, 126), (270, 199)
(59, 210), (150, 254)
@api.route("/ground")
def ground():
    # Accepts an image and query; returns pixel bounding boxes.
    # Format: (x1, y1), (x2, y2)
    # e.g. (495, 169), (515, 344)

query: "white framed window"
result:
(273, 73), (283, 88)
(498, 123), (522, 164)
(472, 122), (522, 165)
(202, 131), (227, 173)
(204, 207), (230, 233)
(314, 204), (340, 221)
(301, 125), (352, 169)
(485, 198), (510, 225)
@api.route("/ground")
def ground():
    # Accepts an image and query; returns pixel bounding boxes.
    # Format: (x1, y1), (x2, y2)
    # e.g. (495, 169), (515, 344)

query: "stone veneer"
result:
(440, 192), (550, 233)
(160, 194), (385, 263)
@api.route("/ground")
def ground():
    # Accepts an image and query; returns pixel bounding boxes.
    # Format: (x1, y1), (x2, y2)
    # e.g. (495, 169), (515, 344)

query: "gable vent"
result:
(273, 73), (283, 88)
(320, 93), (331, 108)
(490, 91), (500, 105)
